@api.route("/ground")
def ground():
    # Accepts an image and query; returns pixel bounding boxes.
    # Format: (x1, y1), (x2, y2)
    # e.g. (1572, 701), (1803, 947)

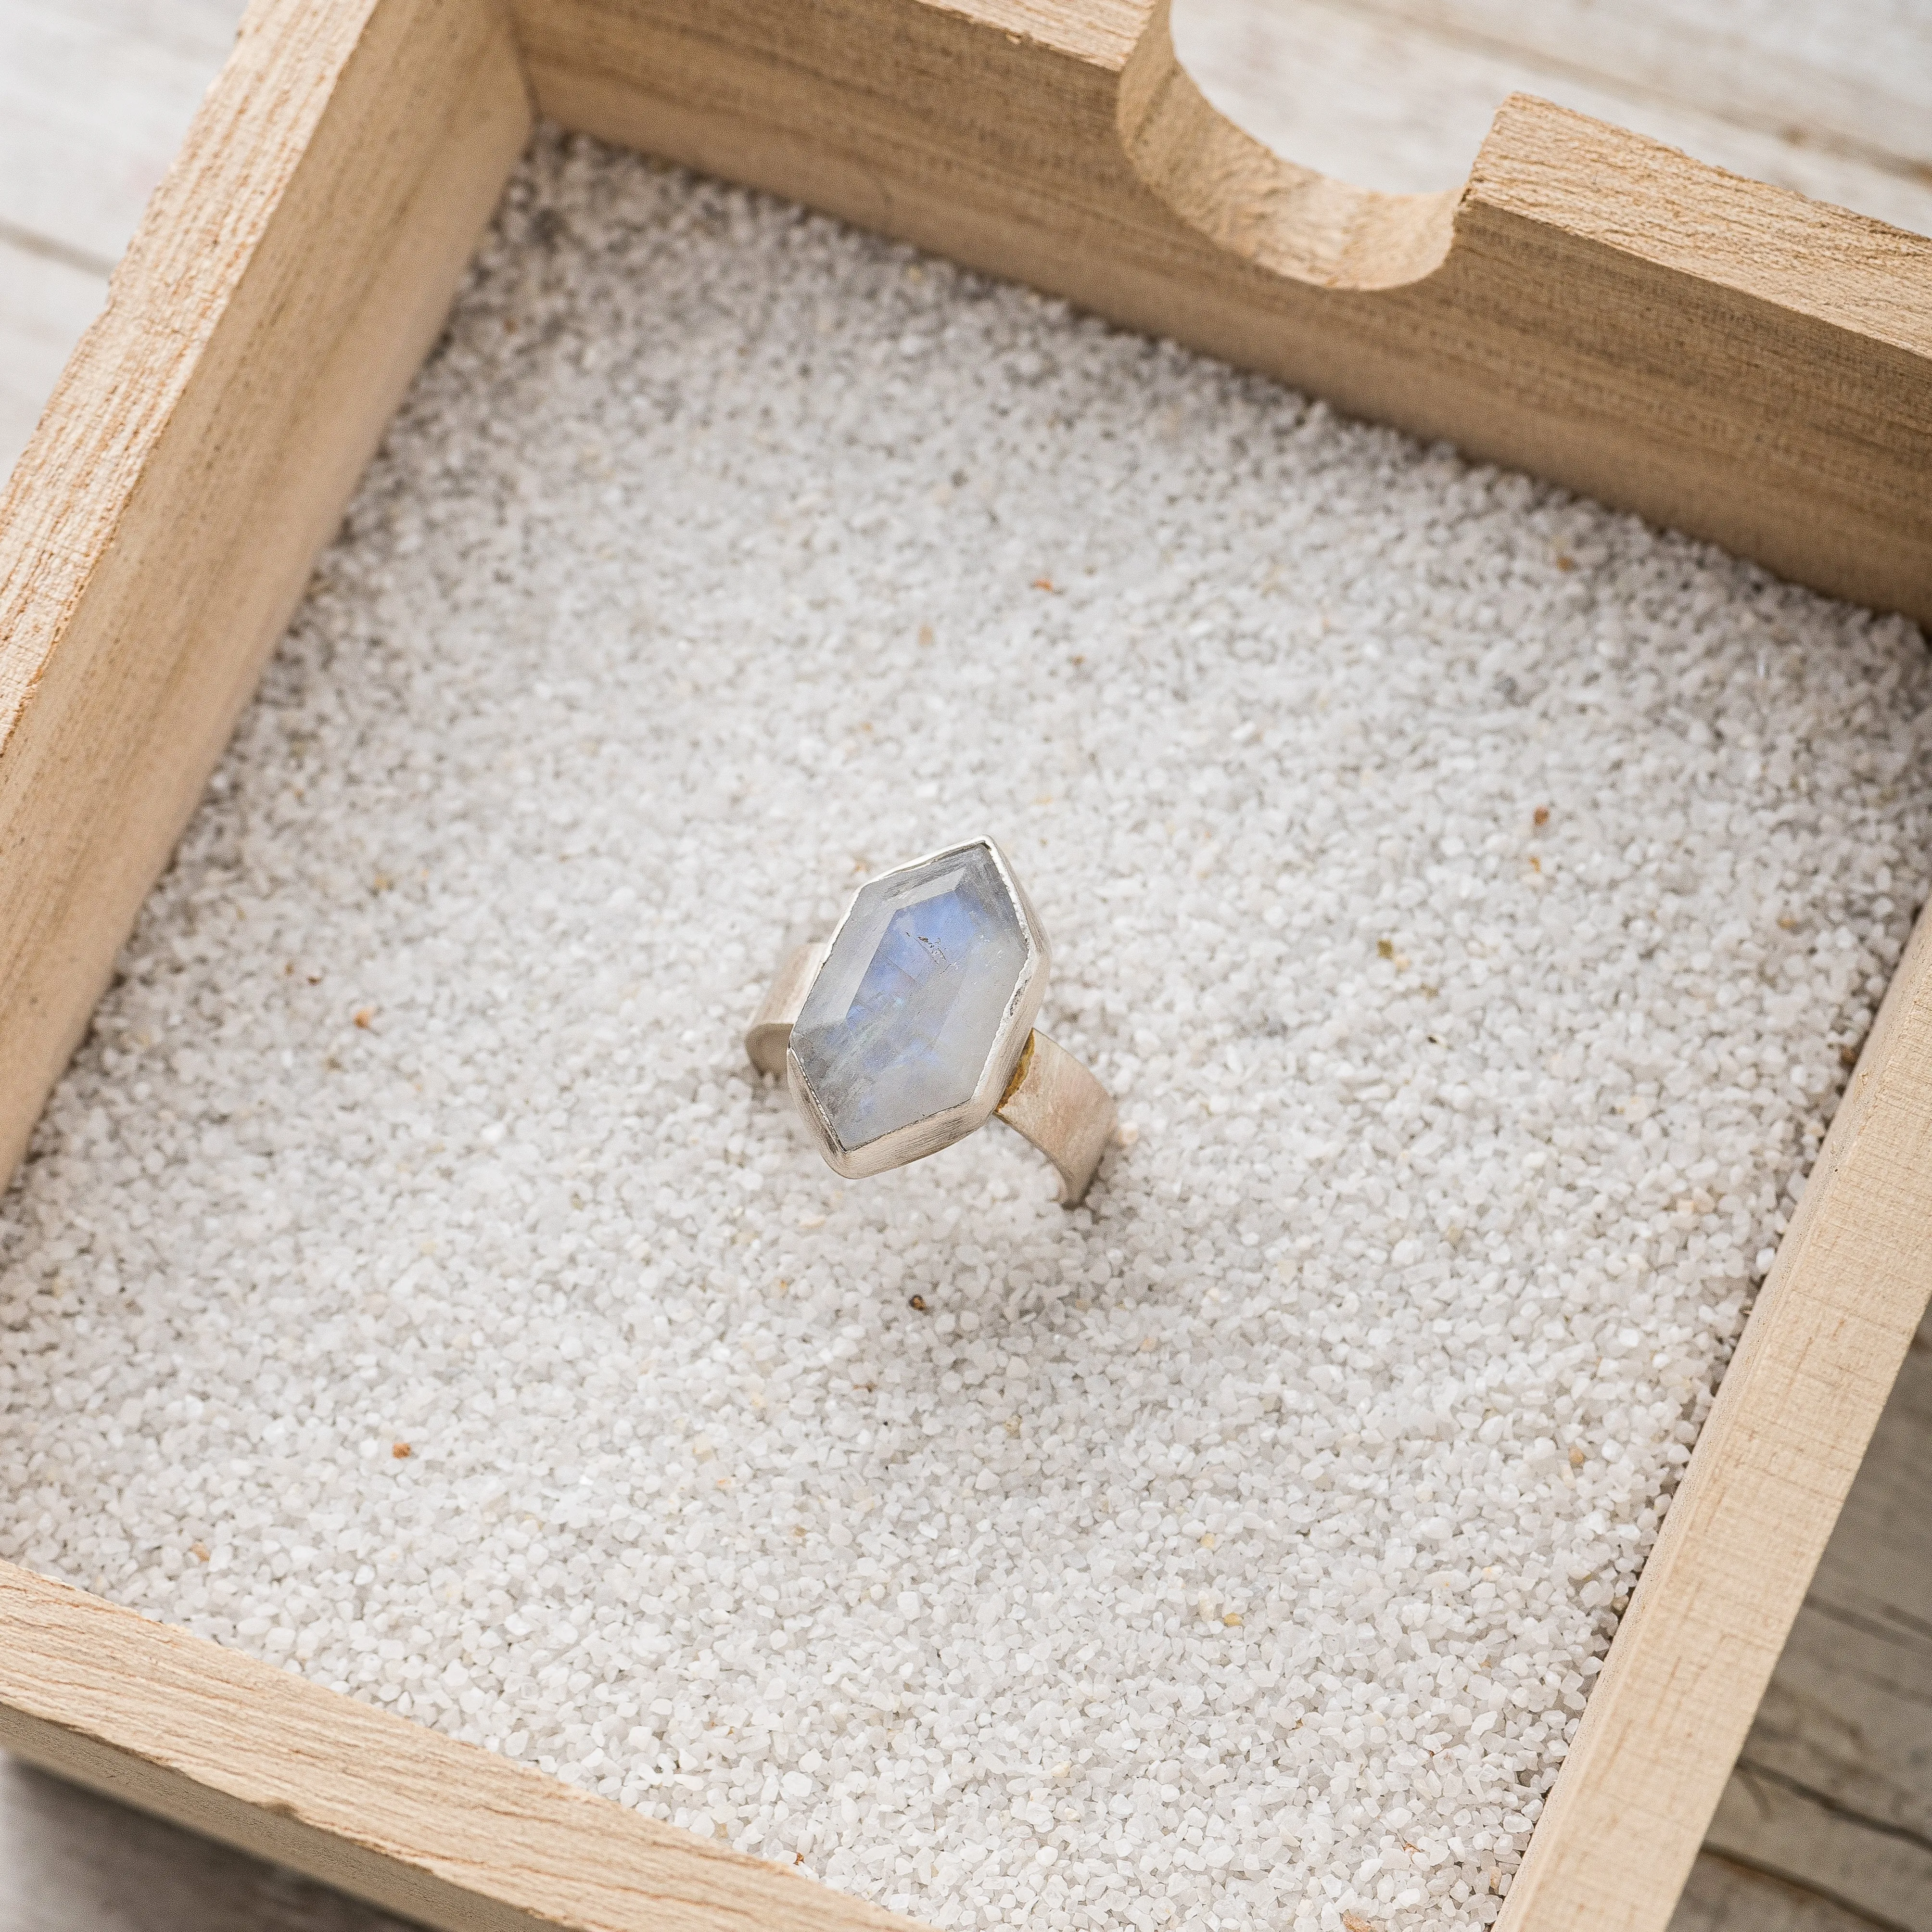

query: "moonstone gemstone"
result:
(790, 843), (1033, 1154)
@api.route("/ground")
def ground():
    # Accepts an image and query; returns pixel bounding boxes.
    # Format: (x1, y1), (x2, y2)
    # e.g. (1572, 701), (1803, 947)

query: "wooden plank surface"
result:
(1670, 1854), (1899, 1932)
(1174, 0), (1932, 232)
(1695, 1307), (1932, 1932)
(0, 0), (246, 477)
(0, 1754), (419, 1932)
(1284, 0), (1932, 187)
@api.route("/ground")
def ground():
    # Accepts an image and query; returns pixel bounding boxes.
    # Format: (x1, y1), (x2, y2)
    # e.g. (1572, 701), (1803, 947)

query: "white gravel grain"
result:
(4, 130), (1929, 1932)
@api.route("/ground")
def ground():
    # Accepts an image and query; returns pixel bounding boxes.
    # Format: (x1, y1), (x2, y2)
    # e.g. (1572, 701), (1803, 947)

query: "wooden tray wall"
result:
(0, 3), (1929, 1928)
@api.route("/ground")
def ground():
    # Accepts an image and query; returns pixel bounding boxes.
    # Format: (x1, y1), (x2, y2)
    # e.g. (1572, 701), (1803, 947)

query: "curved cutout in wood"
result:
(1118, 0), (1458, 291)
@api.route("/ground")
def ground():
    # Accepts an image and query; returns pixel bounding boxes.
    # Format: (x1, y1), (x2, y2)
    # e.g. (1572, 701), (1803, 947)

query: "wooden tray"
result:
(1, 2), (1928, 1927)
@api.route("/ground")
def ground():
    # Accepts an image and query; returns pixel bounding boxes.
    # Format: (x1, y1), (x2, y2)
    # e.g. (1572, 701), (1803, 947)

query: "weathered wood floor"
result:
(0, 1757), (416, 1932)
(1688, 1311), (1932, 1932)
(1, 1), (1928, 1928)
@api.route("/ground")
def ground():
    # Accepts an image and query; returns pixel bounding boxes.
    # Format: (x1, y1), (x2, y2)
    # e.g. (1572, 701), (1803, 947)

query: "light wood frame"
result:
(1, 2), (1929, 1927)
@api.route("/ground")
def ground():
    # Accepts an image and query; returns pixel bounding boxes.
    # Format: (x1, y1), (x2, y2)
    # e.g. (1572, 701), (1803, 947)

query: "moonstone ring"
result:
(744, 838), (1116, 1206)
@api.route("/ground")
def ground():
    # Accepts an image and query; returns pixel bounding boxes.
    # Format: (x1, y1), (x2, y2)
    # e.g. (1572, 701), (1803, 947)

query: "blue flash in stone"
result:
(789, 841), (1042, 1161)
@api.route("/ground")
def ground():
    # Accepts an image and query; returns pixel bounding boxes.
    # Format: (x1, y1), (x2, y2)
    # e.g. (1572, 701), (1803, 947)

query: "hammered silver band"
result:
(746, 941), (1116, 1207)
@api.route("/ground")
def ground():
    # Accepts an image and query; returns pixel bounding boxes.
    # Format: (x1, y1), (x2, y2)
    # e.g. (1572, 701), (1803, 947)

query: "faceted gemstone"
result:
(790, 842), (1034, 1155)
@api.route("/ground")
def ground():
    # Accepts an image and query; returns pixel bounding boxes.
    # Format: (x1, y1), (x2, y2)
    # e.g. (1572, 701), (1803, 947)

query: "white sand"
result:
(3, 132), (1928, 1932)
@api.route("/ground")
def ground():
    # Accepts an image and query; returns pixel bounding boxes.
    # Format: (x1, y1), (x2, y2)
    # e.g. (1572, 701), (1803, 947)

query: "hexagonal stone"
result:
(789, 839), (1043, 1165)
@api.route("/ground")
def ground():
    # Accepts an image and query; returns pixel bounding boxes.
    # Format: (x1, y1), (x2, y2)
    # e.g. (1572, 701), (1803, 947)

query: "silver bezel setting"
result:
(785, 837), (1051, 1180)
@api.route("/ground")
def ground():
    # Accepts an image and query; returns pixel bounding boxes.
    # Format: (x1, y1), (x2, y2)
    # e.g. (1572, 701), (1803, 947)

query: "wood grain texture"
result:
(0, 0), (530, 1184)
(1313, 0), (1932, 183)
(0, 0), (247, 477)
(1171, 0), (1932, 233)
(1705, 1779), (1930, 1932)
(1668, 1850), (1900, 1932)
(0, 0), (248, 270)
(0, 247), (111, 496)
(510, 0), (1932, 622)
(1501, 905), (1932, 1931)
(1699, 1310), (1932, 1932)
(0, 1567), (913, 1932)
(0, 1753), (419, 1932)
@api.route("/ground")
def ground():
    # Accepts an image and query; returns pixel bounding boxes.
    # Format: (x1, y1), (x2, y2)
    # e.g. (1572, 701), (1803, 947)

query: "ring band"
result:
(744, 839), (1116, 1207)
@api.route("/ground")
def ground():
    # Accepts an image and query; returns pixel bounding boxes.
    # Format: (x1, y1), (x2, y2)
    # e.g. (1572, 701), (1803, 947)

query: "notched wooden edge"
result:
(1116, 2), (1459, 292)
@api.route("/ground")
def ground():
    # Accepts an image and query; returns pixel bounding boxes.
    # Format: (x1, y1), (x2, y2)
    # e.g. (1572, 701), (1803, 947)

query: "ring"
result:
(744, 838), (1117, 1207)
